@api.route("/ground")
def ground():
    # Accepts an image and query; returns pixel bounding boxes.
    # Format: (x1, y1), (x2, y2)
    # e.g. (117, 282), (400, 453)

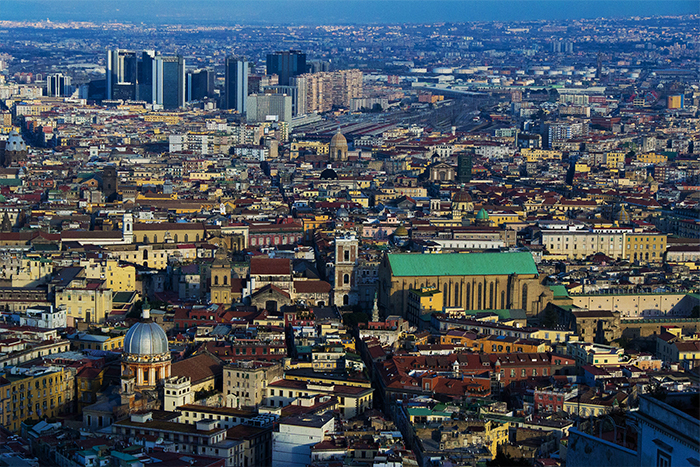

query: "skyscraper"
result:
(106, 49), (138, 100)
(154, 55), (185, 110)
(46, 73), (69, 97)
(187, 68), (215, 101)
(266, 50), (306, 86)
(137, 50), (156, 103)
(225, 57), (248, 113)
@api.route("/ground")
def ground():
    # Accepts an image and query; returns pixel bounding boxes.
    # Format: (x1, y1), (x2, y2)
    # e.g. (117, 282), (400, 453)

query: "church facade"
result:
(377, 251), (553, 319)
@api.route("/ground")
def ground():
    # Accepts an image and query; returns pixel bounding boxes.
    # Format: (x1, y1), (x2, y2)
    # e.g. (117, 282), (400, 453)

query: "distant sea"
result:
(0, 0), (697, 25)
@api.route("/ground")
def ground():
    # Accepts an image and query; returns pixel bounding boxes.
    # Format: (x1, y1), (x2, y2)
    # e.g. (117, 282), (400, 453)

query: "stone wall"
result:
(567, 427), (637, 467)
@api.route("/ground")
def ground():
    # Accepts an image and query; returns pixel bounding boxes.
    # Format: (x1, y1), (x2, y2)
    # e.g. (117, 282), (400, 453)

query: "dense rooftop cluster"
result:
(0, 12), (697, 467)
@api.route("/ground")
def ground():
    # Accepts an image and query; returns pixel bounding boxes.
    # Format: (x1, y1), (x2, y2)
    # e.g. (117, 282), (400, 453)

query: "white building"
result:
(246, 93), (293, 123)
(20, 306), (67, 329)
(272, 414), (335, 467)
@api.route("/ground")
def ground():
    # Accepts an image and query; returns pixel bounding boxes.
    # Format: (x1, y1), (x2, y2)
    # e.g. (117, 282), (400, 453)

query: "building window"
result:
(656, 450), (671, 467)
(477, 283), (482, 309)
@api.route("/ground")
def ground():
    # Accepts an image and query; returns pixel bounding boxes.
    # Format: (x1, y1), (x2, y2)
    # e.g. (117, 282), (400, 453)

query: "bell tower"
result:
(333, 231), (358, 307)
(122, 213), (133, 244)
(210, 248), (232, 305)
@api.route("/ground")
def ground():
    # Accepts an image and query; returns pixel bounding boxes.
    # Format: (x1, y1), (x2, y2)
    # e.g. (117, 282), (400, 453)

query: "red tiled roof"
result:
(171, 353), (222, 385)
(250, 256), (290, 276)
(293, 280), (331, 294)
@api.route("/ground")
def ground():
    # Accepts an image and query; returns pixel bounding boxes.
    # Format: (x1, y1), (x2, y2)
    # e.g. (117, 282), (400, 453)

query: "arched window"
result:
(143, 235), (149, 244)
(196, 234), (200, 242)
(343, 294), (349, 305)
(477, 283), (482, 309)
(153, 234), (158, 243)
(454, 283), (460, 307)
(214, 276), (219, 286)
(466, 283), (471, 309)
(501, 291), (506, 309)
(443, 284), (448, 306)
(343, 274), (350, 285)
(184, 234), (189, 242)
(174, 234), (179, 243)
(489, 283), (494, 309)
(522, 284), (529, 310)
(223, 276), (228, 286)
(143, 250), (148, 260)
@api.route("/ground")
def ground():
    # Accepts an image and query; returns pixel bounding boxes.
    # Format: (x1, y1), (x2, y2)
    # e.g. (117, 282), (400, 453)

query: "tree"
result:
(0, 213), (11, 232)
(343, 311), (369, 328)
(487, 452), (531, 467)
(541, 306), (558, 329)
(127, 300), (143, 319)
(690, 305), (700, 319)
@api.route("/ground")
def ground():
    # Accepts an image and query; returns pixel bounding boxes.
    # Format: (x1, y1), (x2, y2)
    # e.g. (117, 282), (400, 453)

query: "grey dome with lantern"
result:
(123, 304), (169, 356)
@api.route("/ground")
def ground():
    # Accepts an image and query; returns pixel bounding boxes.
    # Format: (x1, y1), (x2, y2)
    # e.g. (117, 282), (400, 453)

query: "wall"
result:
(566, 428), (637, 467)
(571, 293), (695, 319)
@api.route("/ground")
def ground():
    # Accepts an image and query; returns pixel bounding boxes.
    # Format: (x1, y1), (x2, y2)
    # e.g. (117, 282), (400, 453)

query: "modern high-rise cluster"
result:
(105, 48), (362, 121)
(106, 49), (186, 109)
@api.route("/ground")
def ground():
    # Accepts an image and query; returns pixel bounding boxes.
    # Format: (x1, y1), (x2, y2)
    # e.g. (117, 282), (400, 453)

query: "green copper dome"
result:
(476, 208), (489, 220)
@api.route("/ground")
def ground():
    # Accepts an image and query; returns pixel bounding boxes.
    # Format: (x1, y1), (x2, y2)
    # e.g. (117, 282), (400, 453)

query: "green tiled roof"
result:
(550, 285), (569, 299)
(407, 408), (451, 418)
(387, 252), (537, 277)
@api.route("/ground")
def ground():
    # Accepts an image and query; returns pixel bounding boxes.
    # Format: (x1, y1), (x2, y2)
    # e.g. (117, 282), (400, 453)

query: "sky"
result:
(1, 0), (697, 24)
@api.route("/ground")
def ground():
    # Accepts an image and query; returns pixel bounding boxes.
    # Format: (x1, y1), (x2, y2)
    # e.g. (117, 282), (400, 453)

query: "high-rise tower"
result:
(154, 55), (185, 110)
(225, 57), (248, 113)
(46, 73), (68, 97)
(266, 50), (306, 86)
(137, 50), (156, 103)
(106, 49), (138, 100)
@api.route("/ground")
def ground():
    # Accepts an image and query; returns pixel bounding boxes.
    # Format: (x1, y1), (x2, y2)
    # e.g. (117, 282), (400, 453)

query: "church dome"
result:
(452, 190), (472, 203)
(5, 131), (27, 153)
(394, 224), (409, 237)
(476, 208), (489, 220)
(336, 205), (350, 219)
(614, 205), (631, 224)
(320, 167), (338, 180)
(330, 130), (348, 149)
(124, 320), (169, 356)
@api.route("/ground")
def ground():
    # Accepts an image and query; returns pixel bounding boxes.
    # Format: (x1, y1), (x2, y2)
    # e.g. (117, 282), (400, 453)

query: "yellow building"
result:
(667, 95), (684, 110)
(5, 257), (54, 288)
(143, 114), (181, 124)
(55, 278), (113, 325)
(81, 259), (137, 292)
(637, 152), (668, 164)
(70, 333), (125, 351)
(406, 287), (444, 327)
(625, 232), (667, 262)
(521, 148), (562, 162)
(0, 367), (73, 433)
(487, 211), (525, 226)
(133, 222), (207, 244)
(575, 162), (590, 173)
(395, 186), (428, 198)
(606, 151), (626, 169)
(290, 140), (329, 158)
(76, 366), (107, 410)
